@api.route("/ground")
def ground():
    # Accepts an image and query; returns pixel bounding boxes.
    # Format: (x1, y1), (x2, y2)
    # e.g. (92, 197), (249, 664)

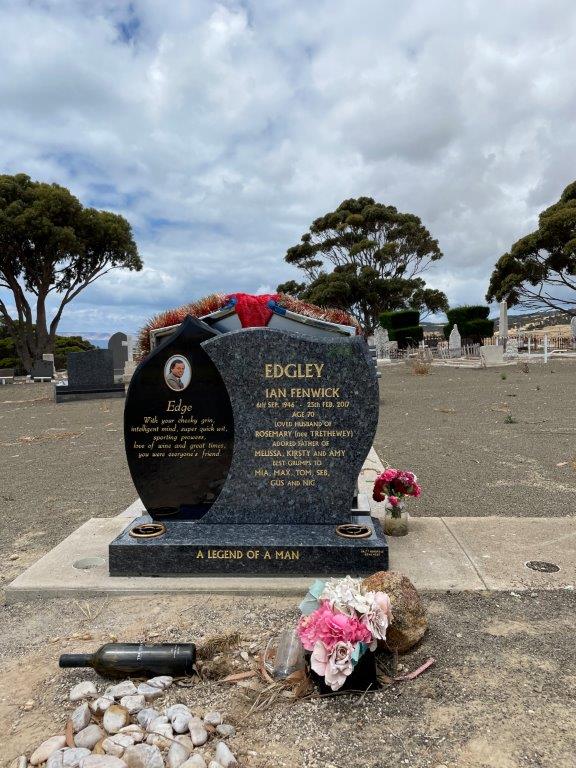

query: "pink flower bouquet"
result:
(297, 576), (392, 691)
(372, 468), (421, 517)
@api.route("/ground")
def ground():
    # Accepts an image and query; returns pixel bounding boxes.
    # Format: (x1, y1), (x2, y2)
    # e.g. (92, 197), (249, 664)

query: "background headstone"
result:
(374, 326), (390, 359)
(505, 337), (519, 358)
(31, 360), (54, 380)
(449, 324), (461, 355)
(499, 300), (508, 343)
(571, 316), (576, 340)
(68, 349), (115, 387)
(108, 332), (129, 376)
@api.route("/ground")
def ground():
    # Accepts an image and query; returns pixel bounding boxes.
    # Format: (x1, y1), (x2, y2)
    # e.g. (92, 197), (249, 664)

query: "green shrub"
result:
(380, 309), (420, 330)
(446, 305), (489, 325)
(444, 305), (494, 342)
(390, 325), (424, 348)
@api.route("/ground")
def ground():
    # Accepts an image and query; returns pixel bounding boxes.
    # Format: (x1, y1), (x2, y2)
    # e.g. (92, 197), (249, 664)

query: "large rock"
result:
(361, 571), (427, 653)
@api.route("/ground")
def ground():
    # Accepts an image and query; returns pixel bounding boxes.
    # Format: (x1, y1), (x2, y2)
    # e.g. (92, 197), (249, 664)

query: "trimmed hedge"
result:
(380, 309), (420, 330)
(389, 325), (424, 347)
(444, 305), (494, 342)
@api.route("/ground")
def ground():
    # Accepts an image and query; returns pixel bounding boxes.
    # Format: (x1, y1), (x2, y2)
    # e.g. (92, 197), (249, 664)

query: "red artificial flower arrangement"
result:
(373, 468), (421, 517)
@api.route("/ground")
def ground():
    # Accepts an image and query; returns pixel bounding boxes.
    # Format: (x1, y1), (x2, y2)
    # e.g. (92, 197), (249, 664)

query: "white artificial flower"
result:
(320, 575), (363, 614)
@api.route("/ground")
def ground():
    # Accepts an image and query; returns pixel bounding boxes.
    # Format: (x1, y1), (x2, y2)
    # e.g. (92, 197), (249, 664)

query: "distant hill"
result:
(423, 308), (574, 335)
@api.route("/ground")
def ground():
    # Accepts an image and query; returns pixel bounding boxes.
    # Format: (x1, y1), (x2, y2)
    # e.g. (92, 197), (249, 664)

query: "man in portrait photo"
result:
(166, 359), (186, 390)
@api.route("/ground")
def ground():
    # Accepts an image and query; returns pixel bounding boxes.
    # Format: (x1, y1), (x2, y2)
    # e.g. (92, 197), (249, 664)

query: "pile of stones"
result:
(25, 676), (238, 768)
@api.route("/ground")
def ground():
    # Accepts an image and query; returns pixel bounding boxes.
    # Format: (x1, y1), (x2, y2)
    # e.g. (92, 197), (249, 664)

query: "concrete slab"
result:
(5, 514), (484, 602)
(446, 516), (576, 590)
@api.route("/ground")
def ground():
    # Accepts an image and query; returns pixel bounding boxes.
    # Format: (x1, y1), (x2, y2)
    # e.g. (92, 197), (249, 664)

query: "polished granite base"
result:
(109, 514), (388, 576)
(55, 383), (126, 403)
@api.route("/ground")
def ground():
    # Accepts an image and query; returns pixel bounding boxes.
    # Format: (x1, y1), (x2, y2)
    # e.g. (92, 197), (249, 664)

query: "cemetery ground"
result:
(1, 361), (575, 767)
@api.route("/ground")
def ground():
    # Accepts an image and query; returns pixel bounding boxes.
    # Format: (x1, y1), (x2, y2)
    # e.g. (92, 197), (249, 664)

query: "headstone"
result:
(499, 300), (508, 343)
(31, 359), (54, 381)
(108, 332), (129, 377)
(110, 317), (388, 576)
(448, 324), (461, 356)
(479, 345), (504, 366)
(55, 349), (125, 403)
(42, 353), (55, 363)
(570, 316), (576, 340)
(374, 326), (390, 359)
(504, 337), (518, 358)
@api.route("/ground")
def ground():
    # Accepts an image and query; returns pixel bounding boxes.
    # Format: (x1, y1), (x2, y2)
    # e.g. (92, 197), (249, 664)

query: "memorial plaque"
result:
(111, 319), (388, 575)
(124, 316), (234, 519)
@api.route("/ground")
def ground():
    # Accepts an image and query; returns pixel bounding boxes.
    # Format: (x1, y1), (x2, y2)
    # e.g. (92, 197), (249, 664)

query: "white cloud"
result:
(1, 0), (576, 334)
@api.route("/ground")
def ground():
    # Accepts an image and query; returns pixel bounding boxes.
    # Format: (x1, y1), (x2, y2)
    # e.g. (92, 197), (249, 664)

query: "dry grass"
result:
(411, 359), (432, 375)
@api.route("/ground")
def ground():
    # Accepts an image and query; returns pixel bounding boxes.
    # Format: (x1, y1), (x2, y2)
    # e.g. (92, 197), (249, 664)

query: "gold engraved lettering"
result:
(264, 363), (324, 379)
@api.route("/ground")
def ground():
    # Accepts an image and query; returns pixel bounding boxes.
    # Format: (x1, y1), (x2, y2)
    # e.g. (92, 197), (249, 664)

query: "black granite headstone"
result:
(55, 349), (125, 403)
(123, 316), (234, 518)
(31, 360), (54, 380)
(111, 319), (388, 575)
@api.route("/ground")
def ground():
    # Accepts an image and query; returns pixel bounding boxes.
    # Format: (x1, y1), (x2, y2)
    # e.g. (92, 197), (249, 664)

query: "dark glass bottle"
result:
(59, 642), (196, 679)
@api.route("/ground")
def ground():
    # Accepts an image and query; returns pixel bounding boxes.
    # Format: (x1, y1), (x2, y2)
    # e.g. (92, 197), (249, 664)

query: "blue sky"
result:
(1, 0), (576, 335)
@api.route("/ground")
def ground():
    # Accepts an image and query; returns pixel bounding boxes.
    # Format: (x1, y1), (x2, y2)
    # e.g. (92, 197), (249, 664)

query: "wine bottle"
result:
(59, 642), (196, 678)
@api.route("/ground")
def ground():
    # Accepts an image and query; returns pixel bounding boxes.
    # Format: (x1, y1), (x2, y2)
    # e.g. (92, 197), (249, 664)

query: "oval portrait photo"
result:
(164, 355), (191, 392)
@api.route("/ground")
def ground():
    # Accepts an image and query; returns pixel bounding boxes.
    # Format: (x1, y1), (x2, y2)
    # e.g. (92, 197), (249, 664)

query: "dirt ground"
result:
(374, 359), (576, 517)
(1, 363), (575, 767)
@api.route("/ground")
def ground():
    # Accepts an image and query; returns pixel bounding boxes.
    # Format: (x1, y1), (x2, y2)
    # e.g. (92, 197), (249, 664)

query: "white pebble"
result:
(181, 757), (207, 768)
(105, 681), (138, 699)
(189, 724), (208, 746)
(62, 749), (92, 768)
(47, 751), (64, 768)
(203, 712), (222, 726)
(146, 722), (173, 749)
(103, 705), (130, 734)
(70, 682), (98, 702)
(74, 724), (105, 750)
(120, 695), (146, 714)
(71, 703), (91, 733)
(216, 724), (235, 738)
(136, 709), (160, 729)
(123, 743), (164, 768)
(166, 704), (191, 719)
(146, 676), (173, 689)
(208, 762), (223, 768)
(30, 736), (67, 765)
(146, 715), (168, 733)
(102, 734), (135, 757)
(172, 713), (192, 734)
(215, 742), (237, 768)
(90, 697), (114, 714)
(79, 757), (127, 768)
(167, 740), (191, 768)
(118, 725), (145, 743)
(137, 683), (164, 701)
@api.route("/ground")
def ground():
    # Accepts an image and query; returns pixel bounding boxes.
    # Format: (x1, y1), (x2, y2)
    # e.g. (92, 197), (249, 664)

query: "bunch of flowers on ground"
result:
(296, 576), (392, 691)
(372, 468), (421, 517)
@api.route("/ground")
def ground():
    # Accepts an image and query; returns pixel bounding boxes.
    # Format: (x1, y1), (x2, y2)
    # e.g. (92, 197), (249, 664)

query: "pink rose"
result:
(388, 495), (400, 506)
(297, 603), (371, 651)
(311, 640), (355, 691)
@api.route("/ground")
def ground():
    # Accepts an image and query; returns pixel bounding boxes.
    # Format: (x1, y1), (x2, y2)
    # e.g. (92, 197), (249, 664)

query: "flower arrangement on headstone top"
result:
(296, 575), (392, 692)
(373, 468), (421, 536)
